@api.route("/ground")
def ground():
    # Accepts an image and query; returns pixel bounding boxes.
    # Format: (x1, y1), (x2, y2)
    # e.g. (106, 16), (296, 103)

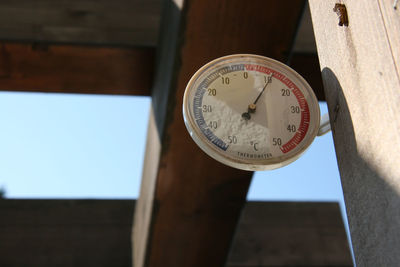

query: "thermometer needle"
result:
(242, 74), (273, 120)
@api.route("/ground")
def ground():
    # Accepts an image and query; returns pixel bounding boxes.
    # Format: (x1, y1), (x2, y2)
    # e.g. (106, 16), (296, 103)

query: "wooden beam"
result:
(309, 1), (400, 266)
(0, 200), (351, 267)
(227, 202), (352, 266)
(0, 199), (134, 267)
(292, 1), (318, 54)
(290, 53), (325, 101)
(0, 0), (162, 46)
(0, 42), (154, 95)
(133, 1), (306, 267)
(289, 3), (325, 101)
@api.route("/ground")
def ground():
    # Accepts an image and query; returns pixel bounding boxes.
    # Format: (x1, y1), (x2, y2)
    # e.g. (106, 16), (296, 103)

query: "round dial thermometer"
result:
(183, 54), (320, 171)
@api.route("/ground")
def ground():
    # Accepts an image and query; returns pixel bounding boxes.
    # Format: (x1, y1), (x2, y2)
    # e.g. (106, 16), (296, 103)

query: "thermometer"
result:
(183, 54), (321, 171)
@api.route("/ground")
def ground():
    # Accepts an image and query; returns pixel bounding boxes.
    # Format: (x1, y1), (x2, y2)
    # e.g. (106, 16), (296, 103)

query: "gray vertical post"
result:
(309, 1), (400, 266)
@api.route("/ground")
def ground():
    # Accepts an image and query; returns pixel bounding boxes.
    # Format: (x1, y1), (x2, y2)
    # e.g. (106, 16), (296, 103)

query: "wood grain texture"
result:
(0, 0), (162, 46)
(0, 42), (154, 95)
(378, 0), (400, 77)
(309, 1), (400, 266)
(227, 202), (352, 267)
(0, 199), (134, 267)
(133, 1), (306, 267)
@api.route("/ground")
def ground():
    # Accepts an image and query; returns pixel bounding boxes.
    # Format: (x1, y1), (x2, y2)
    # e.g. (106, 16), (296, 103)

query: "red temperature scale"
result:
(183, 54), (321, 171)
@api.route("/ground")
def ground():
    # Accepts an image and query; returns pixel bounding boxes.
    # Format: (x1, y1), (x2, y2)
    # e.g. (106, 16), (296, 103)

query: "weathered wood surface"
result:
(309, 1), (400, 266)
(227, 202), (352, 267)
(0, 199), (134, 267)
(0, 0), (162, 46)
(0, 42), (154, 95)
(133, 1), (306, 267)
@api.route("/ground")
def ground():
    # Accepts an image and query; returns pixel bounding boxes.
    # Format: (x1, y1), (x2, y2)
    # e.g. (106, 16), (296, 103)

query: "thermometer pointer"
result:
(242, 74), (273, 120)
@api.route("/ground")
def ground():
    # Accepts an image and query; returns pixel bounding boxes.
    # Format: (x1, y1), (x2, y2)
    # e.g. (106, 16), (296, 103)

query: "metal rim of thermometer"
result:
(182, 54), (320, 171)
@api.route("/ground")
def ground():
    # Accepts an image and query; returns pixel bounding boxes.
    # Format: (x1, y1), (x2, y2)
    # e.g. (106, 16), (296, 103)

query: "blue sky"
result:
(0, 92), (148, 198)
(0, 91), (344, 206)
(0, 91), (345, 209)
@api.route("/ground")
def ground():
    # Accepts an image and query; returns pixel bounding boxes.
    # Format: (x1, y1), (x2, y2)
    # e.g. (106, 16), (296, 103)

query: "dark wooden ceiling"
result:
(0, 1), (337, 267)
(0, 0), (324, 99)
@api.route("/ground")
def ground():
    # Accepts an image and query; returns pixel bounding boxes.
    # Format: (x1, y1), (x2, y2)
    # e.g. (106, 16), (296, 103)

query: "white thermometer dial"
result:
(183, 54), (320, 171)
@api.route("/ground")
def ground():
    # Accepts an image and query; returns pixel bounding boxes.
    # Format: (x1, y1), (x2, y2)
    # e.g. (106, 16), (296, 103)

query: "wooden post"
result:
(133, 1), (306, 266)
(309, 1), (400, 265)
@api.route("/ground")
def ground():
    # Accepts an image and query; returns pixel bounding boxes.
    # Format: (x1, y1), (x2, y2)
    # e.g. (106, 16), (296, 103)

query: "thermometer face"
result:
(183, 54), (320, 171)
